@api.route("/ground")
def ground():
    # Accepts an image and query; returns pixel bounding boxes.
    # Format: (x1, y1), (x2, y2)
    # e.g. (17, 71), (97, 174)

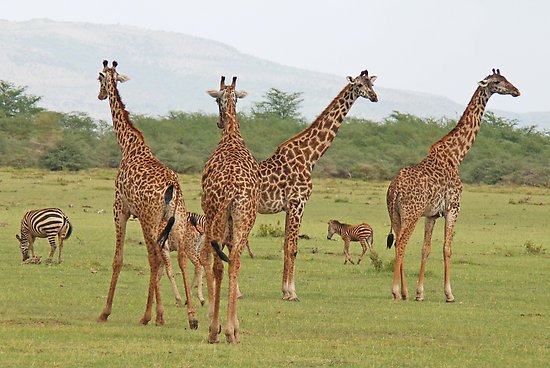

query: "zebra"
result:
(327, 219), (373, 265)
(16, 208), (73, 263)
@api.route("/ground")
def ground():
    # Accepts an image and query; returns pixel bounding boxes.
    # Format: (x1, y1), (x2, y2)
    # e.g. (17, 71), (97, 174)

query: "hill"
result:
(0, 19), (549, 130)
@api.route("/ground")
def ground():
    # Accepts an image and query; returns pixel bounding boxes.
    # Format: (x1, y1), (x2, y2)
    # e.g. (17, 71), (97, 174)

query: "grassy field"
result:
(0, 168), (548, 367)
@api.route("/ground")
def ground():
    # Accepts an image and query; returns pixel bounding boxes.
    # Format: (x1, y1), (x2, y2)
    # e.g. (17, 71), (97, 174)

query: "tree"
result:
(251, 88), (304, 120)
(0, 81), (43, 117)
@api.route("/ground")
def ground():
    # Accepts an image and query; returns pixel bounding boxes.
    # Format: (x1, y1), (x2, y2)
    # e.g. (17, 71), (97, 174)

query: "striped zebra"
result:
(327, 219), (373, 265)
(16, 208), (73, 263)
(188, 211), (255, 258)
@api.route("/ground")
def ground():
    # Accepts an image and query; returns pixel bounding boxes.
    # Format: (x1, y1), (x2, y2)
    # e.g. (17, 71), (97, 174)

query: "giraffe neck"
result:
(279, 84), (358, 165)
(106, 75), (145, 155)
(429, 86), (491, 166)
(221, 108), (240, 135)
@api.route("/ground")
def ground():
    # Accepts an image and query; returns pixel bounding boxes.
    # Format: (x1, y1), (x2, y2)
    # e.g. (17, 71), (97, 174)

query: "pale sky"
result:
(3, 0), (549, 113)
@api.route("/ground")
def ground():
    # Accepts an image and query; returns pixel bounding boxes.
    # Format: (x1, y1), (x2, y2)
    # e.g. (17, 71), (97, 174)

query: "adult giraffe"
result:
(259, 70), (378, 301)
(96, 60), (198, 328)
(386, 69), (520, 302)
(202, 76), (259, 343)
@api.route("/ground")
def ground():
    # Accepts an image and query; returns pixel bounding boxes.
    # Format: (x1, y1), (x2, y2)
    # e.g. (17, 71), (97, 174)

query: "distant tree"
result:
(251, 88), (304, 121)
(0, 81), (43, 117)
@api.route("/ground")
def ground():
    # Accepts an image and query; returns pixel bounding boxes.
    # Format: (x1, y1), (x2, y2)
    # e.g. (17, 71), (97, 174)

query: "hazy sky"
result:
(3, 0), (549, 113)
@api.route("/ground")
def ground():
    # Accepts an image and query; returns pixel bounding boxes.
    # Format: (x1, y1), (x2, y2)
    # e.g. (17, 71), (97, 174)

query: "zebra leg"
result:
(46, 236), (57, 263)
(57, 234), (64, 263)
(29, 237), (36, 259)
(344, 239), (354, 265)
(358, 240), (368, 265)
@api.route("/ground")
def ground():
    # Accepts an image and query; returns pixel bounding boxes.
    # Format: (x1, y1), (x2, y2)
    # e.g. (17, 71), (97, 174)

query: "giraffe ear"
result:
(236, 90), (248, 99)
(207, 89), (222, 98)
(347, 76), (355, 84)
(478, 79), (489, 87)
(117, 74), (130, 83)
(369, 76), (377, 84)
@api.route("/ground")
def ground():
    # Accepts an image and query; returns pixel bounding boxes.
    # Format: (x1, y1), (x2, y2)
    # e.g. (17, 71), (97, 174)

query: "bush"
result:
(40, 144), (89, 171)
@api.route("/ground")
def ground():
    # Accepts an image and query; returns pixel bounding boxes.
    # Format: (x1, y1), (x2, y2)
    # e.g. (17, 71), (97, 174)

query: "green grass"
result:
(0, 168), (549, 367)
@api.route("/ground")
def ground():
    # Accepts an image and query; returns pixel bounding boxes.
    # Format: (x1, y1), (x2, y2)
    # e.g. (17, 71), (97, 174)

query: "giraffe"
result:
(258, 70), (378, 301)
(201, 76), (259, 343)
(386, 69), (520, 302)
(96, 60), (199, 328)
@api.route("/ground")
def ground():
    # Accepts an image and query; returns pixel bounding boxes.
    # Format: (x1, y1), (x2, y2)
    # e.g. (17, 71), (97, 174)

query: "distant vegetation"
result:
(1, 81), (549, 186)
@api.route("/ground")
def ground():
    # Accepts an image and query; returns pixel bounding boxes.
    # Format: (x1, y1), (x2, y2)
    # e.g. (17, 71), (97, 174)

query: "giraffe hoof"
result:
(415, 296), (424, 302)
(446, 298), (456, 303)
(200, 300), (205, 306)
(155, 318), (165, 326)
(189, 319), (199, 330)
(97, 314), (109, 323)
(139, 318), (150, 325)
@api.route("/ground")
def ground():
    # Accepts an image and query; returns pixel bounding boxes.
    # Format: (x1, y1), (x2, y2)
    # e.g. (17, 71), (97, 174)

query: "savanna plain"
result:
(0, 168), (548, 367)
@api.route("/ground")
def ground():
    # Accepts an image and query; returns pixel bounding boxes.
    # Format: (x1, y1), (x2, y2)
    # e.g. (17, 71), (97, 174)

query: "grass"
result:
(0, 168), (549, 367)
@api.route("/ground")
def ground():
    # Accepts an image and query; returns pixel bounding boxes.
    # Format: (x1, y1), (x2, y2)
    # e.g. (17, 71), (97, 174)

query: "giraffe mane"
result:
(110, 83), (144, 142)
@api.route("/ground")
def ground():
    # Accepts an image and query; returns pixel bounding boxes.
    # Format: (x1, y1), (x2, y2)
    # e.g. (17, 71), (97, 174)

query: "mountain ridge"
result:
(1, 19), (548, 130)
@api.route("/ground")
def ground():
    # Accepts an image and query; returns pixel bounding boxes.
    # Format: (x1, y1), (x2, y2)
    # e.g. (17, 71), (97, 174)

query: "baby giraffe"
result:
(327, 219), (374, 265)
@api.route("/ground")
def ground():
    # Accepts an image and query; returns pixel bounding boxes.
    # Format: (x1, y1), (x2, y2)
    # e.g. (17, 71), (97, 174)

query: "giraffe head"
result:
(207, 76), (248, 129)
(97, 60), (130, 100)
(477, 69), (520, 97)
(346, 70), (378, 102)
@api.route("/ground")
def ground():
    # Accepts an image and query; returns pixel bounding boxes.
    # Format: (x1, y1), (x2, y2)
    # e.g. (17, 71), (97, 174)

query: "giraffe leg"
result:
(177, 240), (199, 329)
(191, 262), (205, 306)
(139, 226), (164, 326)
(357, 240), (368, 265)
(225, 243), (244, 344)
(161, 246), (183, 307)
(246, 240), (254, 258)
(443, 210), (459, 303)
(282, 203), (304, 301)
(200, 243), (214, 321)
(208, 254), (224, 344)
(416, 217), (436, 301)
(392, 220), (417, 301)
(98, 200), (130, 322)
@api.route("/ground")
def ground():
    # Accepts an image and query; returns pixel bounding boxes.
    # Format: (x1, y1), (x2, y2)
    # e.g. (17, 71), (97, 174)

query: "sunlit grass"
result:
(0, 169), (548, 367)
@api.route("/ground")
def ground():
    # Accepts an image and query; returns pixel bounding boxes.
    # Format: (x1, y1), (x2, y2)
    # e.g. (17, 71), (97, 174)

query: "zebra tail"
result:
(189, 213), (204, 235)
(65, 218), (73, 240)
(158, 217), (175, 249)
(211, 240), (229, 262)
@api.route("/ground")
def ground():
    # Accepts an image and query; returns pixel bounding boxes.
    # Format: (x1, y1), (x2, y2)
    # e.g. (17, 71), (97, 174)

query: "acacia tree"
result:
(0, 81), (43, 117)
(251, 88), (304, 121)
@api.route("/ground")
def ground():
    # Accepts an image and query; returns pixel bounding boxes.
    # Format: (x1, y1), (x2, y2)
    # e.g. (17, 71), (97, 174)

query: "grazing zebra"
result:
(188, 211), (255, 258)
(327, 219), (373, 265)
(16, 208), (73, 263)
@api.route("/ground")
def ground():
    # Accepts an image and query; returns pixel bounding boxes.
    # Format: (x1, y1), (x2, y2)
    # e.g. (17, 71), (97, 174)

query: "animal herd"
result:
(14, 60), (520, 343)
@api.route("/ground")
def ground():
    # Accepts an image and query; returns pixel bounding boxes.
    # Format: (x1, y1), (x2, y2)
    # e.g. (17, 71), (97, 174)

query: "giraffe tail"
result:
(158, 217), (175, 249)
(208, 193), (233, 263)
(157, 184), (177, 249)
(386, 230), (395, 249)
(211, 240), (229, 262)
